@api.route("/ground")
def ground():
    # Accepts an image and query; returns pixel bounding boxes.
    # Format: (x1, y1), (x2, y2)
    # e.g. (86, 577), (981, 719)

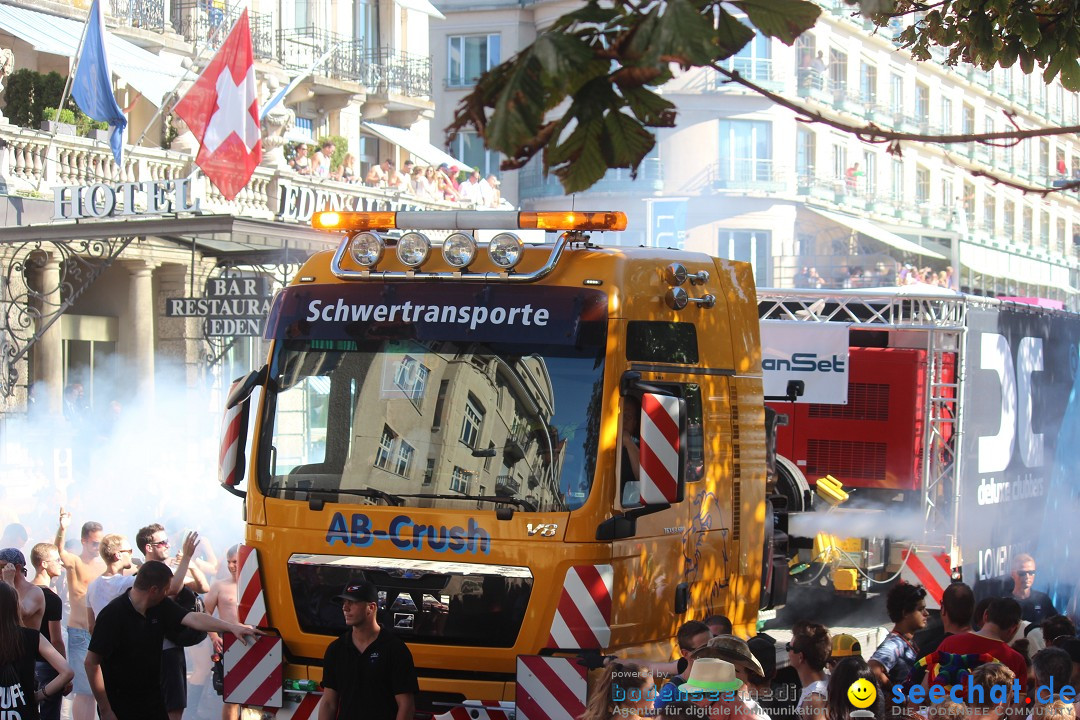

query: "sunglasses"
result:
(1017, 570), (1036, 576)
(148, 540), (170, 548)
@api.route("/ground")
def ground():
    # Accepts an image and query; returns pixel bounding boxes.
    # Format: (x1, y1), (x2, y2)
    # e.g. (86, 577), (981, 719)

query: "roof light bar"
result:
(312, 210), (627, 232)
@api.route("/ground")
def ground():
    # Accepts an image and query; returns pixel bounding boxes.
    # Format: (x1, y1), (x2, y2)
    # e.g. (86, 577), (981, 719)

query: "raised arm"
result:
(54, 508), (80, 567)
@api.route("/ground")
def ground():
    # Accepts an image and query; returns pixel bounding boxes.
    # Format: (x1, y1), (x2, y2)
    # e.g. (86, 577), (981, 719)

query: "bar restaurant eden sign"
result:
(166, 277), (271, 337)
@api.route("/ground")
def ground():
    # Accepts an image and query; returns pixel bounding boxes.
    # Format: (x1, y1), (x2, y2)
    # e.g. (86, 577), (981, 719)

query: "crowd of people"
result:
(584, 553), (1078, 720)
(0, 511), (253, 720)
(793, 264), (956, 289)
(286, 141), (503, 207)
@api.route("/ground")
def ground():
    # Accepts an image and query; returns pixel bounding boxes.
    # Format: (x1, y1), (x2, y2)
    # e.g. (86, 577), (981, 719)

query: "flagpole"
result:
(34, 0), (95, 192)
(132, 0), (249, 149)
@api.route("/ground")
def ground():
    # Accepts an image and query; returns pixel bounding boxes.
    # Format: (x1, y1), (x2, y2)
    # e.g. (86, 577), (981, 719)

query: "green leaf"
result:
(547, 115), (609, 193)
(1018, 12), (1041, 48)
(622, 86), (677, 127)
(715, 7), (757, 60)
(485, 53), (546, 155)
(730, 0), (821, 45)
(533, 33), (595, 94)
(629, 0), (726, 66)
(1060, 59), (1080, 92)
(601, 111), (655, 167)
(550, 1), (620, 31)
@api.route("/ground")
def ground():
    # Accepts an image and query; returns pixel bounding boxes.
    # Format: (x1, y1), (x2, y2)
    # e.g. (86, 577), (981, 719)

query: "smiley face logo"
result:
(847, 678), (877, 709)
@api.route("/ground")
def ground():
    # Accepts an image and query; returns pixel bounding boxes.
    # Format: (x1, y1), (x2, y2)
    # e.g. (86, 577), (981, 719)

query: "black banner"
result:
(960, 306), (1080, 592)
(264, 283), (608, 347)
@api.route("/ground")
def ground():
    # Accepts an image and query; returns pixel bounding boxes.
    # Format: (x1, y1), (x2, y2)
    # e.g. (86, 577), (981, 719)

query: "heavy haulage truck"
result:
(217, 210), (790, 720)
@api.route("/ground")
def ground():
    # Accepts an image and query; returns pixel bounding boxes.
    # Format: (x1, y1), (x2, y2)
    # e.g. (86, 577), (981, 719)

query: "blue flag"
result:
(71, 0), (127, 165)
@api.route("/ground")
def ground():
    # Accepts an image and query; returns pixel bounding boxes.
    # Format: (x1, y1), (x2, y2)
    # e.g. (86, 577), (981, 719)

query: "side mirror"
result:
(220, 370), (265, 497)
(638, 392), (687, 505)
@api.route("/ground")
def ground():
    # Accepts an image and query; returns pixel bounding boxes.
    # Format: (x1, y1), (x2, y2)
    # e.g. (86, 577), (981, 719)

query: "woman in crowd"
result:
(335, 153), (358, 183)
(579, 661), (655, 720)
(0, 581), (73, 719)
(827, 656), (884, 720)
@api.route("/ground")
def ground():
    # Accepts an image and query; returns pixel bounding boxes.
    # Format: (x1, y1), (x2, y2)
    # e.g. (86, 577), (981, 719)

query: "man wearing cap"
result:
(0, 547), (45, 630)
(319, 581), (418, 720)
(829, 634), (862, 671)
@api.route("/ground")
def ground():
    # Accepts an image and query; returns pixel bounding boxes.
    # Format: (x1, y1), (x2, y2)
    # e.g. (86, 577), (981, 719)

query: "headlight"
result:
(396, 232), (431, 268)
(488, 233), (524, 269)
(442, 232), (478, 268)
(349, 232), (384, 267)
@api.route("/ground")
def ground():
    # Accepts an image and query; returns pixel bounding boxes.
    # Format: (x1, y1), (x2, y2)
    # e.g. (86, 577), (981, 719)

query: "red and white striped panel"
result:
(900, 548), (953, 610)
(224, 633), (283, 708)
(219, 400), (244, 486)
(546, 565), (613, 649)
(236, 544), (267, 627)
(433, 701), (513, 720)
(269, 692), (322, 719)
(639, 393), (681, 504)
(516, 656), (587, 720)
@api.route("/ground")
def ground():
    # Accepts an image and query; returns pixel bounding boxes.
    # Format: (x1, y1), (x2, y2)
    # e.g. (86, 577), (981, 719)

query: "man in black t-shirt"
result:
(1011, 553), (1058, 624)
(31, 542), (66, 720)
(319, 581), (418, 720)
(85, 561), (257, 720)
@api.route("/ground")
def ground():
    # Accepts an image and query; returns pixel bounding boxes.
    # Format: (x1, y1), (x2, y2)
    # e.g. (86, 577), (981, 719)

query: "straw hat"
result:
(680, 658), (743, 694)
(694, 635), (766, 678)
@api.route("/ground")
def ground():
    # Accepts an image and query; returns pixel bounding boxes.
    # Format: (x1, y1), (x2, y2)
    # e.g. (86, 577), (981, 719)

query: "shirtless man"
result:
(31, 543), (66, 720)
(205, 545), (241, 720)
(56, 508), (106, 720)
(0, 547), (45, 629)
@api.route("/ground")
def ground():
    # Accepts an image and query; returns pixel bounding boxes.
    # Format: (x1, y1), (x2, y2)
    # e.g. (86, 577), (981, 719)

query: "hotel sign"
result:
(53, 178), (202, 220)
(277, 181), (430, 222)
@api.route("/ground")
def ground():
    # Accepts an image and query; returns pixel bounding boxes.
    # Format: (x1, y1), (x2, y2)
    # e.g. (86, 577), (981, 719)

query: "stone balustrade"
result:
(0, 123), (470, 221)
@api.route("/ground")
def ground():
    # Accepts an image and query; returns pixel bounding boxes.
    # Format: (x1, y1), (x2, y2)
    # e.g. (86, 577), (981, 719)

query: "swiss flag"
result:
(174, 10), (261, 200)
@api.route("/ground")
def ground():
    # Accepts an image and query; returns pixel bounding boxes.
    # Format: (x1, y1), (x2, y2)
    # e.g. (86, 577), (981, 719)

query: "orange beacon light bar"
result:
(312, 210), (627, 232)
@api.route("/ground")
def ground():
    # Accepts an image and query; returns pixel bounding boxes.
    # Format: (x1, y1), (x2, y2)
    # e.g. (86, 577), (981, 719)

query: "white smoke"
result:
(788, 505), (928, 542)
(0, 355), (245, 573)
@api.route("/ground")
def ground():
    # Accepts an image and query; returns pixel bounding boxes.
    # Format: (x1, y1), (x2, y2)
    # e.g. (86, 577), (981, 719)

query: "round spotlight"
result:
(442, 232), (477, 269)
(488, 233), (524, 269)
(349, 232), (384, 267)
(396, 232), (431, 268)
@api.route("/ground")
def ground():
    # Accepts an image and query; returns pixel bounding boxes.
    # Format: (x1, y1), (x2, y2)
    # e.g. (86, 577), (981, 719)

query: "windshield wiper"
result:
(395, 493), (537, 512)
(278, 483), (408, 507)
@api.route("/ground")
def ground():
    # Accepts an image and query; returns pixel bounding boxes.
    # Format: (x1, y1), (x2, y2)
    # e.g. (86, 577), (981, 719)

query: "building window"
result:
(915, 166), (930, 204)
(724, 31), (771, 82)
(432, 379), (449, 431)
(1058, 218), (1067, 255)
(942, 178), (954, 210)
(962, 104), (975, 135)
(448, 34), (500, 87)
(717, 230), (770, 286)
(1039, 140), (1050, 176)
(796, 128), (816, 182)
(450, 466), (471, 494)
(352, 0), (378, 52)
(941, 97), (953, 131)
(833, 144), (847, 183)
(828, 49), (847, 91)
(862, 151), (876, 196)
(423, 458), (435, 485)
(393, 355), (429, 404)
(375, 425), (395, 470)
(983, 195), (996, 234)
(891, 160), (904, 202)
(395, 441), (414, 477)
(450, 130), (500, 177)
(915, 83), (929, 124)
(717, 120), (772, 184)
(460, 395), (484, 448)
(890, 74), (903, 115)
(1004, 200), (1016, 239)
(861, 63), (877, 105)
(483, 441), (496, 472)
(1040, 211), (1050, 248)
(1023, 206), (1033, 244)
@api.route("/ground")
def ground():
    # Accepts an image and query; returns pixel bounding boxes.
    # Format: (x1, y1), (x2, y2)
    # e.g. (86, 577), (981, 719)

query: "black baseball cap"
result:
(335, 581), (379, 603)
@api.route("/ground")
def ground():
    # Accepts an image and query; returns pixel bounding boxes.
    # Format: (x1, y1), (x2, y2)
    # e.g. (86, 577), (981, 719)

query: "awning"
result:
(808, 207), (948, 260)
(395, 0), (445, 19)
(0, 4), (185, 108)
(362, 122), (473, 173)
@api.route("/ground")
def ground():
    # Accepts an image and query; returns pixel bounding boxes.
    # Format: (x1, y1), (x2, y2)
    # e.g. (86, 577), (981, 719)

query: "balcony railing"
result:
(172, 0), (275, 59)
(518, 157), (663, 198)
(109, 0), (165, 32)
(711, 159), (787, 192)
(712, 58), (783, 91)
(277, 30), (431, 97)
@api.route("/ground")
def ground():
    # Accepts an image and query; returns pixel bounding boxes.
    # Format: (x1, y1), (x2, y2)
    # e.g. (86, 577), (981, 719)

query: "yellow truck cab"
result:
(221, 210), (784, 718)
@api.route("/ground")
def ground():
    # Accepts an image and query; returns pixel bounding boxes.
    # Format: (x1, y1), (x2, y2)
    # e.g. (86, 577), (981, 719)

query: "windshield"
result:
(259, 283), (607, 512)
